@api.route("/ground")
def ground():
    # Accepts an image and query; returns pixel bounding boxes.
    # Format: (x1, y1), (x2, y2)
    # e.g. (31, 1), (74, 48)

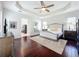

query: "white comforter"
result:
(40, 30), (63, 40)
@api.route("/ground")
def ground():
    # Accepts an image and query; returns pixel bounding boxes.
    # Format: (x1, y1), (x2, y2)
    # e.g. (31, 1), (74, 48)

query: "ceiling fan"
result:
(34, 1), (54, 12)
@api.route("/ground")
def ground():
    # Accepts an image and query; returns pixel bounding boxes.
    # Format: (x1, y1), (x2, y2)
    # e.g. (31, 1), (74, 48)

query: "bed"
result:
(40, 23), (64, 41)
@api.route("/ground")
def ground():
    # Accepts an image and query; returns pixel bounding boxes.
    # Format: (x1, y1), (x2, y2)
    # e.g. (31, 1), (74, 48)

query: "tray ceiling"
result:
(3, 1), (79, 17)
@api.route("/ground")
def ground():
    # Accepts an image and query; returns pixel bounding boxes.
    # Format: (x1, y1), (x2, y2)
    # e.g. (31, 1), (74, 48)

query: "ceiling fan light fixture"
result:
(41, 8), (46, 11)
(34, 1), (54, 12)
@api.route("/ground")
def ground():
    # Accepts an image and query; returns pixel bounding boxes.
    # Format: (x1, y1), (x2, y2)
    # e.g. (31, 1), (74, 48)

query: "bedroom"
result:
(0, 1), (79, 57)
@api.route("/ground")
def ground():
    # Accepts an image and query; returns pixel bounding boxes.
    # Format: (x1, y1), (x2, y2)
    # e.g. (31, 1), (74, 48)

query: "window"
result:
(67, 17), (77, 31)
(42, 21), (48, 29)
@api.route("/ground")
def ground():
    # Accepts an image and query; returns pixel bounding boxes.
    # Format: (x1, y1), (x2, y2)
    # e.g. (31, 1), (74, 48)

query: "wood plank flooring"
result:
(14, 36), (78, 57)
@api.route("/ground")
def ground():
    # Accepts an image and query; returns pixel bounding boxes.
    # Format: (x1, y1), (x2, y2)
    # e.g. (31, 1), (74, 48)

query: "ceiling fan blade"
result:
(16, 1), (23, 9)
(46, 4), (54, 8)
(40, 1), (45, 7)
(34, 8), (42, 9)
(45, 9), (50, 12)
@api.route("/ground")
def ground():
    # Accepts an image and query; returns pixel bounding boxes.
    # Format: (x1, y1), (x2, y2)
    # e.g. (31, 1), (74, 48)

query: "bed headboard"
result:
(48, 23), (64, 32)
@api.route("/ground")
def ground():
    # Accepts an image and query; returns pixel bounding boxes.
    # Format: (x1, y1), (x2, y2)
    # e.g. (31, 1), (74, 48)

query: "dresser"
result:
(64, 30), (77, 40)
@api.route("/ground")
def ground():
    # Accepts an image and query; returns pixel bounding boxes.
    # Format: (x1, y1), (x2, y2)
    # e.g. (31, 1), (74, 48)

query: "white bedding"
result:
(40, 30), (63, 40)
(47, 29), (63, 37)
(40, 29), (63, 40)
(40, 23), (63, 40)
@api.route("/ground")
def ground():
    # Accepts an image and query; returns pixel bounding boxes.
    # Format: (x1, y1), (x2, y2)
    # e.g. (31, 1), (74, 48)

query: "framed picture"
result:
(10, 21), (17, 29)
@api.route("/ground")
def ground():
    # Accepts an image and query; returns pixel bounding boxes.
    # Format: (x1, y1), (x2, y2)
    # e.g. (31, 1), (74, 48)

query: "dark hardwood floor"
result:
(14, 36), (78, 57)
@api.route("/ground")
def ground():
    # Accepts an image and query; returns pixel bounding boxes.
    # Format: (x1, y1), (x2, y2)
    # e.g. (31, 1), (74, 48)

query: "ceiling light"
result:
(41, 8), (46, 11)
